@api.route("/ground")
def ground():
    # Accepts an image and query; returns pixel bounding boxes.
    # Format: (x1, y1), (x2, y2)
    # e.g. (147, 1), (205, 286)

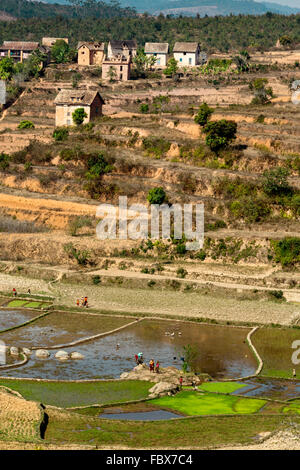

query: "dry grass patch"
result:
(0, 387), (43, 443)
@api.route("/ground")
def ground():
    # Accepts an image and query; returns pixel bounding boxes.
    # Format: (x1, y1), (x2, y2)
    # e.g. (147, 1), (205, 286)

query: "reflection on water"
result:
(0, 309), (37, 331)
(236, 378), (300, 400)
(1, 319), (257, 380)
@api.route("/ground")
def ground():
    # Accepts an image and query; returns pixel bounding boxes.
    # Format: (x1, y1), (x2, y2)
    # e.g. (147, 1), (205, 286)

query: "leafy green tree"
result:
(72, 108), (87, 125)
(181, 344), (198, 373)
(163, 58), (178, 77)
(0, 58), (15, 80)
(133, 48), (156, 77)
(203, 119), (237, 153)
(194, 103), (214, 127)
(147, 187), (167, 205)
(262, 168), (291, 196)
(51, 40), (70, 64)
(107, 66), (117, 82)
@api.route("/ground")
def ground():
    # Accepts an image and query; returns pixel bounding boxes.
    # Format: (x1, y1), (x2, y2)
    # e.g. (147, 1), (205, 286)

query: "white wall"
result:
(173, 52), (199, 67)
(146, 53), (167, 67)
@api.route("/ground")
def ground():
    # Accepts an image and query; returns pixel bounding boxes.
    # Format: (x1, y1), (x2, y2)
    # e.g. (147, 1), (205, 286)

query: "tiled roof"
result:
(173, 42), (200, 53)
(77, 41), (105, 51)
(144, 42), (169, 54)
(0, 41), (39, 51)
(54, 89), (104, 106)
(109, 40), (137, 50)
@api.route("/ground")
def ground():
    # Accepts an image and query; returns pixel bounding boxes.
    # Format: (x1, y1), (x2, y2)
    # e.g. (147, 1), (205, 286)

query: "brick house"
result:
(144, 42), (169, 67)
(77, 42), (105, 66)
(107, 40), (137, 59)
(54, 89), (104, 127)
(0, 41), (39, 63)
(102, 55), (131, 82)
(173, 42), (201, 67)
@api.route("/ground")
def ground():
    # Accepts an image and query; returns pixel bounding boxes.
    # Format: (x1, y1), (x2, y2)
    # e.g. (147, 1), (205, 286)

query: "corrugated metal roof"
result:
(144, 43), (169, 54)
(173, 42), (200, 53)
(54, 89), (104, 106)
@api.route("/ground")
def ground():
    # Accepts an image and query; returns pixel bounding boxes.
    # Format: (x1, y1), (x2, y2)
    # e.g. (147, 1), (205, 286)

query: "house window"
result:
(189, 58), (192, 65)
(157, 58), (160, 65)
(183, 52), (186, 56)
(120, 66), (123, 71)
(180, 58), (182, 62)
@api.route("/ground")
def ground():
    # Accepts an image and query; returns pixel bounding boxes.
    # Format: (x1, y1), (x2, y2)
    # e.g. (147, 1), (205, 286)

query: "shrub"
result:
(230, 196), (270, 222)
(177, 267), (187, 278)
(195, 249), (206, 261)
(0, 152), (10, 170)
(256, 114), (265, 123)
(203, 119), (237, 153)
(262, 167), (291, 196)
(140, 103), (149, 113)
(53, 127), (69, 142)
(271, 237), (300, 267)
(24, 161), (32, 172)
(142, 136), (171, 158)
(85, 153), (114, 179)
(18, 120), (34, 129)
(64, 243), (90, 266)
(68, 216), (93, 236)
(92, 275), (101, 285)
(194, 103), (214, 127)
(147, 187), (167, 205)
(269, 290), (285, 300)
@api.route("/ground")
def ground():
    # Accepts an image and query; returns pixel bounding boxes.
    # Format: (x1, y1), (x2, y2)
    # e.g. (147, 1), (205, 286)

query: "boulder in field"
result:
(55, 350), (69, 360)
(22, 348), (32, 356)
(70, 352), (84, 360)
(10, 347), (19, 356)
(148, 382), (178, 399)
(35, 349), (50, 359)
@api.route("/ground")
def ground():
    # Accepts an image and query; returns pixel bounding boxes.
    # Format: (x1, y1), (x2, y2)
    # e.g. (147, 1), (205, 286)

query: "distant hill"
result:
(7, 0), (300, 17)
(0, 0), (136, 19)
(120, 0), (300, 15)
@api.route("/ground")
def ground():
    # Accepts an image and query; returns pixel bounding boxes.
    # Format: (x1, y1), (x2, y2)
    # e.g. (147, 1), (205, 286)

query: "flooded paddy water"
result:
(233, 377), (300, 401)
(0, 309), (39, 331)
(0, 313), (257, 380)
